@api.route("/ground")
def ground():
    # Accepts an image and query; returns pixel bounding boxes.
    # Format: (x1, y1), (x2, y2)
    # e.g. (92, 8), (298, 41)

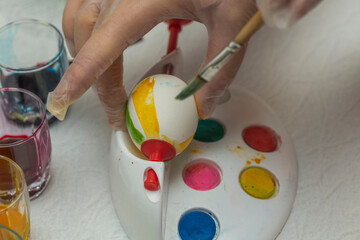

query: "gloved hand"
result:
(257, 0), (322, 29)
(47, 0), (322, 130)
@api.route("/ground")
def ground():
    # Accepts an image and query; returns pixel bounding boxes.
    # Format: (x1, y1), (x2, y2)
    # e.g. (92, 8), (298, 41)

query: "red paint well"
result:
(183, 161), (221, 191)
(242, 126), (278, 152)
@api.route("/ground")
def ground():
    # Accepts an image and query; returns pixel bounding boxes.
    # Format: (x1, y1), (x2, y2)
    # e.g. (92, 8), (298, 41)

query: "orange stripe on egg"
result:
(160, 134), (194, 154)
(178, 134), (194, 153)
(132, 76), (159, 139)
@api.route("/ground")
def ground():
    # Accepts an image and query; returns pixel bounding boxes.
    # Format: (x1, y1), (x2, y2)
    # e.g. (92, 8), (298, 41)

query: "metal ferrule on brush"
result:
(199, 41), (242, 81)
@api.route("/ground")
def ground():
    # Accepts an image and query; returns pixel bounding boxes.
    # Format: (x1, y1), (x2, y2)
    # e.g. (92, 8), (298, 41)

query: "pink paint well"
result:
(183, 160), (221, 191)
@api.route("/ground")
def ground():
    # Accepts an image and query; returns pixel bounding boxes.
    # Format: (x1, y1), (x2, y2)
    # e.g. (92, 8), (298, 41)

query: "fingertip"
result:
(47, 91), (69, 121)
(199, 101), (217, 119)
(194, 93), (217, 120)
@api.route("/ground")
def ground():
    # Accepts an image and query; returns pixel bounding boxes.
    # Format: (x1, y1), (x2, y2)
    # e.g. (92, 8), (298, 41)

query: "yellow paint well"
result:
(240, 167), (277, 199)
(131, 77), (159, 139)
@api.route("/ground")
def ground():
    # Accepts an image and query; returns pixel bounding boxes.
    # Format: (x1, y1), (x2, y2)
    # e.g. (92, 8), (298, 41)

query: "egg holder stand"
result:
(109, 21), (298, 240)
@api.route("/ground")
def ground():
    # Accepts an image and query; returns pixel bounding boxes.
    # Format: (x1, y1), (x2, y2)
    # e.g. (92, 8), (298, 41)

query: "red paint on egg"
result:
(183, 161), (221, 191)
(242, 126), (278, 152)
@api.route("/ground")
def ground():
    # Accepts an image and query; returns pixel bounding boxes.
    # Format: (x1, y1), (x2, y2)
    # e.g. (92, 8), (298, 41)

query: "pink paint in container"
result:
(183, 160), (222, 191)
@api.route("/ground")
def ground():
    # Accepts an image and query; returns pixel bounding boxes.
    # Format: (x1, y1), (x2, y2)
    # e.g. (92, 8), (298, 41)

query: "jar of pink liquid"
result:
(0, 88), (51, 199)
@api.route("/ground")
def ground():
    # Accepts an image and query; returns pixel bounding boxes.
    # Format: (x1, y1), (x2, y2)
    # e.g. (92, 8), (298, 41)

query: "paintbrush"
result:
(175, 11), (264, 100)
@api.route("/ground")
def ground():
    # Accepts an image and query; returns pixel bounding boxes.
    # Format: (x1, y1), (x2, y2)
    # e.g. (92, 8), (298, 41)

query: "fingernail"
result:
(47, 92), (69, 121)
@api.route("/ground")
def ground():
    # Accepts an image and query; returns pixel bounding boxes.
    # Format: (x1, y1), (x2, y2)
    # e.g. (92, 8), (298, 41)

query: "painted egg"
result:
(126, 74), (198, 155)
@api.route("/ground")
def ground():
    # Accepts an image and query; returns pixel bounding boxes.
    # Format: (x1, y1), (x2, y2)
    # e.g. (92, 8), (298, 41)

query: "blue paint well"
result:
(178, 210), (218, 240)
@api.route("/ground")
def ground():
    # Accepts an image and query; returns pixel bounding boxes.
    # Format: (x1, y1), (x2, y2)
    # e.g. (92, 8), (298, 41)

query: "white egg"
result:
(126, 74), (198, 155)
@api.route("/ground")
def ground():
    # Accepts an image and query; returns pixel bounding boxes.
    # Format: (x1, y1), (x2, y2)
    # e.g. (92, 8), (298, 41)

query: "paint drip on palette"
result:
(126, 74), (198, 155)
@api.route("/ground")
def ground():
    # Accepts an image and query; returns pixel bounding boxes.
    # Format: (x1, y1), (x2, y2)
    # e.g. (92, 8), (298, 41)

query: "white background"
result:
(0, 0), (360, 239)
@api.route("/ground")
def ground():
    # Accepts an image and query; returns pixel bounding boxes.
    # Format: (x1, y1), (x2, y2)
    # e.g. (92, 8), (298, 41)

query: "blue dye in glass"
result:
(178, 210), (217, 240)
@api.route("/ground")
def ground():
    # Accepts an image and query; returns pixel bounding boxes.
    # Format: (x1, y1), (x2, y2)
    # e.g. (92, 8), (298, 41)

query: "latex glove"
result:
(47, 0), (321, 130)
(257, 0), (323, 29)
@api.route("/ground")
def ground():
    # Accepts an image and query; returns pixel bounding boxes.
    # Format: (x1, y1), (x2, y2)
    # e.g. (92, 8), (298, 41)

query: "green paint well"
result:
(194, 119), (225, 142)
(126, 105), (145, 145)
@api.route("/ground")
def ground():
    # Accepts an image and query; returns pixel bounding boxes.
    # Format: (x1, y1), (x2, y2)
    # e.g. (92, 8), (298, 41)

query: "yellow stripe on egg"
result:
(160, 134), (194, 153)
(132, 76), (159, 139)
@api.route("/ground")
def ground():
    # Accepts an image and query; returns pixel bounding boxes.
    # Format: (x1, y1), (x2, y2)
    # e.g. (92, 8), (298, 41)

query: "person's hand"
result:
(47, 0), (322, 130)
(257, 0), (322, 29)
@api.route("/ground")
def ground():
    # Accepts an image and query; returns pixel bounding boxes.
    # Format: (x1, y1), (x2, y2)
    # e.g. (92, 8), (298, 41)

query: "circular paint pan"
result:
(242, 125), (279, 152)
(178, 208), (220, 240)
(183, 160), (222, 191)
(239, 167), (279, 199)
(194, 119), (225, 142)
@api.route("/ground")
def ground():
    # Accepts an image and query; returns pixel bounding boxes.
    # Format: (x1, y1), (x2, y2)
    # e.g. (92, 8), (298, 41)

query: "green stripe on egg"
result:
(126, 105), (145, 145)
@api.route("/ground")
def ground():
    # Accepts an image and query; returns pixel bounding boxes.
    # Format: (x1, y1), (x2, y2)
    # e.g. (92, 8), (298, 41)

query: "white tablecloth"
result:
(1, 0), (360, 239)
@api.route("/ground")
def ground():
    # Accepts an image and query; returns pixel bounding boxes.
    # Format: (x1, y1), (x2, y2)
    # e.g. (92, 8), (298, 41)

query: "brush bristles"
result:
(175, 76), (207, 100)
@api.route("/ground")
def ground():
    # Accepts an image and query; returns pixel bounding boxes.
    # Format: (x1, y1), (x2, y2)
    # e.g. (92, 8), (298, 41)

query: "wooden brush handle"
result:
(235, 11), (264, 44)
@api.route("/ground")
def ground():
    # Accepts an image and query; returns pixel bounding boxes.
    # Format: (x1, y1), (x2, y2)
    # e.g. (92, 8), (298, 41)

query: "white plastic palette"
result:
(109, 85), (298, 240)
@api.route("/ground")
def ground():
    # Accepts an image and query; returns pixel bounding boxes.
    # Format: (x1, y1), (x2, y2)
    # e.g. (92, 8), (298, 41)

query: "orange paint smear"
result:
(189, 148), (204, 154)
(0, 204), (29, 239)
(227, 145), (243, 157)
(228, 144), (266, 165)
(251, 153), (266, 164)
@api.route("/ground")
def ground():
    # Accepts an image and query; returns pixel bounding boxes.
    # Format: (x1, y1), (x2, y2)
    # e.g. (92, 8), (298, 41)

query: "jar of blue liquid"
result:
(0, 19), (69, 124)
